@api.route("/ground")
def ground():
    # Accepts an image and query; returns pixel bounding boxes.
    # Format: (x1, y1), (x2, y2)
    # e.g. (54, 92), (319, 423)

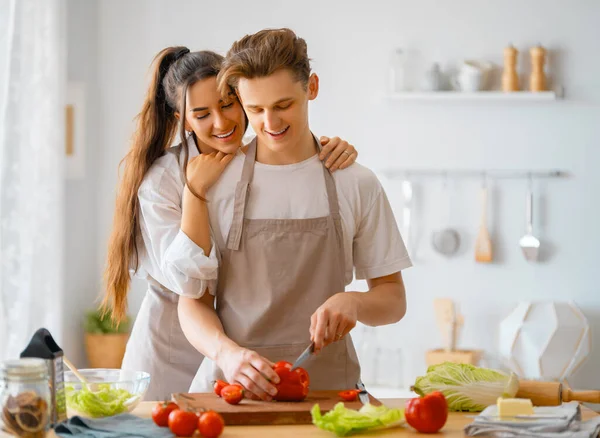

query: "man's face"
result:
(236, 69), (318, 154)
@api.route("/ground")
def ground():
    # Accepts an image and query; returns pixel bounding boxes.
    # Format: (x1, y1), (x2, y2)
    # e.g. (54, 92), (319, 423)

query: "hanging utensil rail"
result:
(381, 169), (568, 180)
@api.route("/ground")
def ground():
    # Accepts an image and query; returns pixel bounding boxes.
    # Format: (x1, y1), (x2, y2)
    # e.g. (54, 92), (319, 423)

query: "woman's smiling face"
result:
(183, 76), (246, 154)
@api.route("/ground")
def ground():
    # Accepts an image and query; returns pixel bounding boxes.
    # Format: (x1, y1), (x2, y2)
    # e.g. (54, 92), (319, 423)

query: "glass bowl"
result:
(64, 368), (150, 418)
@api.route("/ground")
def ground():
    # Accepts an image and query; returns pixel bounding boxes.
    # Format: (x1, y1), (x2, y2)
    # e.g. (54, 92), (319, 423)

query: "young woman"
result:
(102, 46), (358, 400)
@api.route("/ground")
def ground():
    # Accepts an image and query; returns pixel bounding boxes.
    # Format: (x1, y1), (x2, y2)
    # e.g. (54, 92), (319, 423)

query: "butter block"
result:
(497, 397), (534, 418)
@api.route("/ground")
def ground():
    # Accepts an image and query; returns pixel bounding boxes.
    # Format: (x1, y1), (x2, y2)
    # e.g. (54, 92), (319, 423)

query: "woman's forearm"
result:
(178, 294), (237, 362)
(180, 186), (212, 255)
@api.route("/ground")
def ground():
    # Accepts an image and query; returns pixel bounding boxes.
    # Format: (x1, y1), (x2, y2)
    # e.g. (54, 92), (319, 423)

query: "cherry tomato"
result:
(213, 379), (228, 397)
(151, 401), (179, 427)
(405, 391), (448, 433)
(198, 410), (225, 438)
(338, 389), (359, 402)
(168, 409), (198, 437)
(221, 384), (244, 405)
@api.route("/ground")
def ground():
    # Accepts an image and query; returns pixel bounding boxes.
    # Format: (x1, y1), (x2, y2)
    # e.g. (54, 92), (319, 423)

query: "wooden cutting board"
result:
(172, 391), (382, 425)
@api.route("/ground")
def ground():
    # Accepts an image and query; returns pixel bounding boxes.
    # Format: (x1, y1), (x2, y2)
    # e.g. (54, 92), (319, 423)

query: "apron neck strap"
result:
(227, 137), (256, 250)
(313, 134), (341, 221)
(240, 136), (257, 185)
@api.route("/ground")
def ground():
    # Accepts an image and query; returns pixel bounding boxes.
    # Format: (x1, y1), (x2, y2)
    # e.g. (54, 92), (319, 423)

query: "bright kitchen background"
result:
(60, 0), (599, 396)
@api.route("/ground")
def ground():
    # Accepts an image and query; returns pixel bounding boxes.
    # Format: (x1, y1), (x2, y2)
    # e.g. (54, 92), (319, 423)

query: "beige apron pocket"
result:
(169, 303), (205, 365)
(304, 340), (351, 390)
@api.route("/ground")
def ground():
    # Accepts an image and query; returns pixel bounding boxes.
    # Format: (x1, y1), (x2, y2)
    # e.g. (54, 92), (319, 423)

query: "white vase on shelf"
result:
(389, 48), (408, 92)
(498, 301), (591, 381)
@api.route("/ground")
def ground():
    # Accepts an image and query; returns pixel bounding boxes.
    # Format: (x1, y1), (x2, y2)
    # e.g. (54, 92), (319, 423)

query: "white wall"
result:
(65, 0), (100, 367)
(68, 0), (600, 388)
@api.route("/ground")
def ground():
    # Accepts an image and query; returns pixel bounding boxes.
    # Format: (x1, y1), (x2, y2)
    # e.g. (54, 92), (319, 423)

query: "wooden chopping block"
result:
(517, 380), (600, 406)
(172, 391), (382, 425)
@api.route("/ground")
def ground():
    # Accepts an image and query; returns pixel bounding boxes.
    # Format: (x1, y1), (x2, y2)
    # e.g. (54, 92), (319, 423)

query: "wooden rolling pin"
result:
(517, 380), (600, 406)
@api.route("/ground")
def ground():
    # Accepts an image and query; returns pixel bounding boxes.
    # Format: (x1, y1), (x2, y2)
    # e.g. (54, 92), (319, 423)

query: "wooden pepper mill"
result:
(426, 299), (482, 366)
(502, 44), (519, 92)
(529, 44), (547, 92)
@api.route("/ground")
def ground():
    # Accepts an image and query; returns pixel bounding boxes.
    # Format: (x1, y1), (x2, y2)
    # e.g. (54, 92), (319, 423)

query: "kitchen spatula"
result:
(475, 185), (493, 263)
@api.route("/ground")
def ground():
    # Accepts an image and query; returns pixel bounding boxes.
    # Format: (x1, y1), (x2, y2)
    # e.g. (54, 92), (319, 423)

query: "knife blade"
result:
(355, 379), (370, 405)
(290, 342), (315, 370)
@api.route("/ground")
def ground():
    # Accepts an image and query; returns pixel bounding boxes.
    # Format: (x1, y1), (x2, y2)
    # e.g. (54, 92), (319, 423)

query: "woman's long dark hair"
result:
(102, 48), (227, 322)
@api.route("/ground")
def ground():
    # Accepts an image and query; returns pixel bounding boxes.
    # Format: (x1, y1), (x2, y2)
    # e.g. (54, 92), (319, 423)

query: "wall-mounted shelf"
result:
(386, 90), (562, 102)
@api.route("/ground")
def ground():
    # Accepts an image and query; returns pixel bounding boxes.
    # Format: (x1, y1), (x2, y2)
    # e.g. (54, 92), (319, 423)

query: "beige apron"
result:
(122, 144), (205, 400)
(122, 278), (204, 400)
(189, 136), (361, 392)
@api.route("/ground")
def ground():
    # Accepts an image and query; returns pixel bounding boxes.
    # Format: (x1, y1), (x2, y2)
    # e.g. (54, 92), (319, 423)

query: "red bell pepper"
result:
(405, 391), (448, 433)
(338, 389), (360, 402)
(272, 361), (310, 402)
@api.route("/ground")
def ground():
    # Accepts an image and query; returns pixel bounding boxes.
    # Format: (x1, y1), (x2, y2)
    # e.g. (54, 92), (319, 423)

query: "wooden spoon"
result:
(62, 357), (99, 391)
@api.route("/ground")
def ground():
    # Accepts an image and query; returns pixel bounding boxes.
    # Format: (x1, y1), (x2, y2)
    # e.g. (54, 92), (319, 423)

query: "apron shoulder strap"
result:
(227, 137), (257, 250)
(312, 134), (341, 221)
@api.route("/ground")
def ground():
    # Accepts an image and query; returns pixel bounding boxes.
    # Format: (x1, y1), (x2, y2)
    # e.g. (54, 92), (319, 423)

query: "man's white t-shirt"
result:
(206, 137), (412, 288)
(136, 135), (412, 298)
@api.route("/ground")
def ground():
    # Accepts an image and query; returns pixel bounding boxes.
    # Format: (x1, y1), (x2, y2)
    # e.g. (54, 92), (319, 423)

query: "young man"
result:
(178, 28), (412, 400)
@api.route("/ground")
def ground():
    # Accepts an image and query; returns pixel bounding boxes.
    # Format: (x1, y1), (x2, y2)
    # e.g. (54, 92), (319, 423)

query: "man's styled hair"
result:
(217, 28), (312, 96)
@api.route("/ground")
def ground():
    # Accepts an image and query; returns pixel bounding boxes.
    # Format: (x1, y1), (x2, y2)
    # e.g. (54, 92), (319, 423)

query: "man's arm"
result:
(178, 293), (281, 400)
(178, 293), (232, 362)
(310, 167), (410, 352)
(309, 272), (406, 352)
(359, 271), (406, 325)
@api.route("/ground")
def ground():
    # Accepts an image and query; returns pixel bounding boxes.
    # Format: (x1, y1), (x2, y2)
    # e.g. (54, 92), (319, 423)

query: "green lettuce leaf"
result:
(65, 384), (138, 417)
(311, 402), (404, 436)
(412, 362), (519, 412)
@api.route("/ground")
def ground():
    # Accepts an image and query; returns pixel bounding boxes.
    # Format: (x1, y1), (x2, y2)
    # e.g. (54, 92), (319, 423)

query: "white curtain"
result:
(0, 0), (66, 360)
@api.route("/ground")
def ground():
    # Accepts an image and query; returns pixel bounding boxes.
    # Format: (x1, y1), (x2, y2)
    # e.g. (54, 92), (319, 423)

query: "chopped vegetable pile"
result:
(65, 384), (138, 417)
(311, 402), (404, 436)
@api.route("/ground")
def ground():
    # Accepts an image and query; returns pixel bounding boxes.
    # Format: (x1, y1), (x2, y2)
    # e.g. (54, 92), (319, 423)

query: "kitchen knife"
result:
(290, 342), (315, 371)
(355, 379), (370, 405)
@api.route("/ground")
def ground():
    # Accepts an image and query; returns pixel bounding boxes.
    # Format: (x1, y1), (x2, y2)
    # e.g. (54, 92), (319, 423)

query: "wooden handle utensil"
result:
(563, 389), (600, 404)
(63, 356), (100, 391)
(517, 380), (600, 406)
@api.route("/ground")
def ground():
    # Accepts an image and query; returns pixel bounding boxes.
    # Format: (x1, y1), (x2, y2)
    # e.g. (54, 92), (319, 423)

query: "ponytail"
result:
(102, 46), (189, 323)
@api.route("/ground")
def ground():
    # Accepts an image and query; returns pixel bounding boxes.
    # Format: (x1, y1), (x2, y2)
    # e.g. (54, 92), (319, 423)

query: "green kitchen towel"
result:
(54, 414), (173, 438)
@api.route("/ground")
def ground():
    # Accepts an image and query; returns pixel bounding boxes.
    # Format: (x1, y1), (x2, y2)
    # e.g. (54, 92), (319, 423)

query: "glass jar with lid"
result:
(0, 358), (51, 437)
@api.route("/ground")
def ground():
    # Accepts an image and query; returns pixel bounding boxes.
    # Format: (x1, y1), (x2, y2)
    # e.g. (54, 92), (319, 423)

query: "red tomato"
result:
(151, 401), (179, 427)
(198, 410), (225, 438)
(213, 379), (228, 397)
(338, 389), (359, 402)
(221, 384), (244, 405)
(404, 391), (448, 433)
(168, 409), (198, 437)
